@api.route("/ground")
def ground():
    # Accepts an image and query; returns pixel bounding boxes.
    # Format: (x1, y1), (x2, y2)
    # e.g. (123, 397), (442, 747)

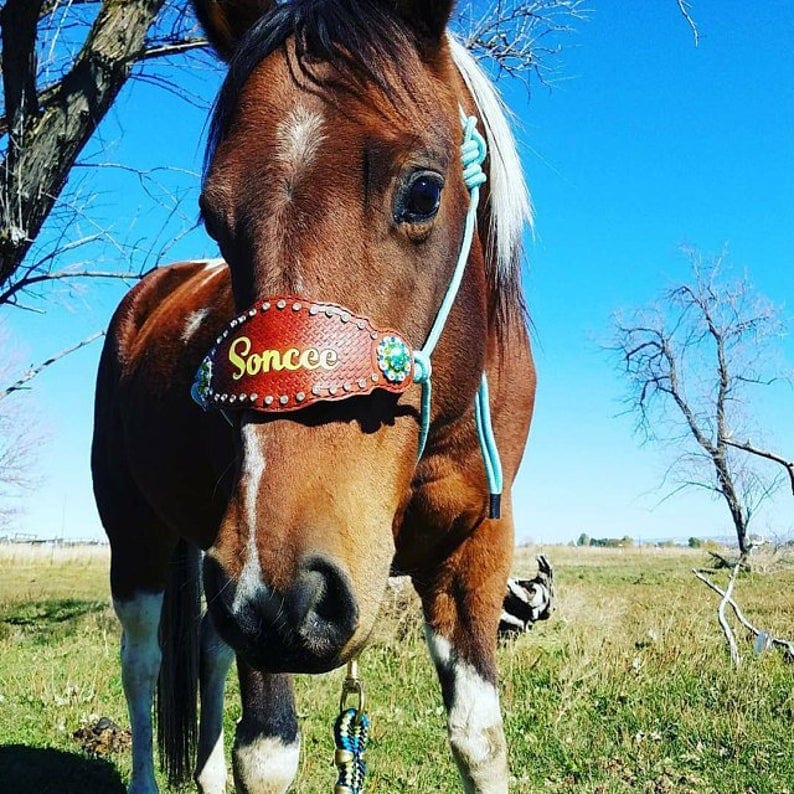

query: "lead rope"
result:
(413, 114), (503, 519)
(334, 659), (368, 794)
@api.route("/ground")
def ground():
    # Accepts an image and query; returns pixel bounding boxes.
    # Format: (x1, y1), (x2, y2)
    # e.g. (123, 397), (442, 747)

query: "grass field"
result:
(0, 542), (792, 793)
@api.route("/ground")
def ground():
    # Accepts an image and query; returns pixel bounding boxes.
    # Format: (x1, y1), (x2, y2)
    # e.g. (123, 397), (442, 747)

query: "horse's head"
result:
(194, 0), (529, 673)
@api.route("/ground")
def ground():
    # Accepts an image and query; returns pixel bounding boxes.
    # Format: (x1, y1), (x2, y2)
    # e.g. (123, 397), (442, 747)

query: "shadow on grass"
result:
(1, 598), (107, 627)
(0, 745), (125, 793)
(0, 599), (110, 644)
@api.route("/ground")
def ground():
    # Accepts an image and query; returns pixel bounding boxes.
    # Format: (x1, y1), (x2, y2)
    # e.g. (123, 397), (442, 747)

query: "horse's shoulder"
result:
(107, 260), (230, 367)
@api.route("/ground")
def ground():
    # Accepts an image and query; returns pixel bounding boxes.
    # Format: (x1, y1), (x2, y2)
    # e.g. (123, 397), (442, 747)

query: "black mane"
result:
(206, 0), (420, 173)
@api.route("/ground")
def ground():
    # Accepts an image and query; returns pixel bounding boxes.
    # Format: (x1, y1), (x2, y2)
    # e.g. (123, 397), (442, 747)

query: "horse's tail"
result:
(157, 537), (201, 786)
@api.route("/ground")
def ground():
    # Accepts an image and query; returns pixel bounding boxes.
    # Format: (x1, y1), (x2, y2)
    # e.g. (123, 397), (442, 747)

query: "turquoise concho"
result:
(191, 357), (213, 410)
(376, 335), (412, 383)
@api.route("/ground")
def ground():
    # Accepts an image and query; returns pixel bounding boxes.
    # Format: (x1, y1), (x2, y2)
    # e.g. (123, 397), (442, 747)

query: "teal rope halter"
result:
(329, 120), (502, 794)
(412, 113), (503, 519)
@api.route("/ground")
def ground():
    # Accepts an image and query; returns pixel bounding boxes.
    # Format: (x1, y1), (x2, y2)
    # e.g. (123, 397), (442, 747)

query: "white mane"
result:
(447, 34), (532, 278)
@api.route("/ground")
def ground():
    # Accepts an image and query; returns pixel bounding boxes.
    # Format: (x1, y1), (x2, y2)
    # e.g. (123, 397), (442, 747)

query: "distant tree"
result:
(589, 536), (633, 548)
(576, 532), (591, 546)
(611, 248), (790, 558)
(0, 323), (42, 530)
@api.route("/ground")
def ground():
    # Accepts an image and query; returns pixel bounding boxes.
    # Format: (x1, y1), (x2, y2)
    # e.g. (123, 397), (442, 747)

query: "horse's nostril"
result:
(204, 552), (358, 671)
(287, 557), (358, 643)
(287, 568), (326, 626)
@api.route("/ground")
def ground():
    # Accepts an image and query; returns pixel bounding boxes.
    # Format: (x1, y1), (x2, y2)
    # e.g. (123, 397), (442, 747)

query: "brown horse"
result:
(91, 1), (535, 792)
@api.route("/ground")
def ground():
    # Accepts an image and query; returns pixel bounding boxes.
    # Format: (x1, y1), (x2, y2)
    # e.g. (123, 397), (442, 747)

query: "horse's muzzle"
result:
(203, 554), (359, 673)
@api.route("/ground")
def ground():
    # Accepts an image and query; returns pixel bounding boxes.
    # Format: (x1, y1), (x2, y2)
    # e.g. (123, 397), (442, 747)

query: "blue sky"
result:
(3, 1), (793, 544)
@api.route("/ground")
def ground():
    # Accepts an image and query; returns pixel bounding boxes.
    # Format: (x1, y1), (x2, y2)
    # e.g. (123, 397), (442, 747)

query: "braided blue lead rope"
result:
(334, 708), (369, 793)
(413, 115), (503, 519)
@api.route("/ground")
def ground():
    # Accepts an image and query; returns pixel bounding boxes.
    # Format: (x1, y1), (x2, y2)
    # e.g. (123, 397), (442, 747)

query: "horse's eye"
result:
(395, 172), (444, 225)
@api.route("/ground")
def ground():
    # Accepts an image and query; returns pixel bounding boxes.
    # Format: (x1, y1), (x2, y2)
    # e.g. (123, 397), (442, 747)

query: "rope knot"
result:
(412, 350), (432, 384)
(460, 116), (488, 192)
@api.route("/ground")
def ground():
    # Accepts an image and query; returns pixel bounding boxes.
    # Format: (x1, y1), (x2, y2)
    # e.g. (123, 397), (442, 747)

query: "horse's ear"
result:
(392, 0), (456, 43)
(193, 0), (274, 61)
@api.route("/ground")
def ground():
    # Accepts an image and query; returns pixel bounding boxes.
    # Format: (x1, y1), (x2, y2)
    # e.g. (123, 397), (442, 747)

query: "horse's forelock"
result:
(205, 0), (422, 176)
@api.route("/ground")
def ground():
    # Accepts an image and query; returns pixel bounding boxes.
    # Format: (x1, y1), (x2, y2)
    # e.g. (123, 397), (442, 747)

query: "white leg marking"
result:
(196, 613), (235, 794)
(232, 420), (267, 613)
(232, 735), (301, 794)
(426, 629), (508, 794)
(115, 592), (164, 794)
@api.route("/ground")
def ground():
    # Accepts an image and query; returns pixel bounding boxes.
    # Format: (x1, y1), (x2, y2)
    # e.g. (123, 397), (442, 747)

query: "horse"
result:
(91, 1), (535, 792)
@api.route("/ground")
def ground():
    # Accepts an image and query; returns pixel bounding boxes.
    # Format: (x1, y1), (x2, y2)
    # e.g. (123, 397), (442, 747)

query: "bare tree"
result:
(456, 0), (589, 84)
(611, 247), (790, 556)
(0, 0), (214, 311)
(0, 323), (43, 531)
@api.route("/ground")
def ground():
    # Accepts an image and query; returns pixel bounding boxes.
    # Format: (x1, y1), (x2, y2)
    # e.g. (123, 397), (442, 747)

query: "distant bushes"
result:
(688, 537), (722, 550)
(576, 533), (634, 548)
(573, 534), (737, 550)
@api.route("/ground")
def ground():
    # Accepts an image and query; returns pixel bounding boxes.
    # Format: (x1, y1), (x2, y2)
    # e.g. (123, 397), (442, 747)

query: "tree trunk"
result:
(0, 0), (167, 292)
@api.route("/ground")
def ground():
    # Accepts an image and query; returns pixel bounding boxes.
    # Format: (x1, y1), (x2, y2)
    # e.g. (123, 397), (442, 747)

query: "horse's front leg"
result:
(232, 660), (300, 794)
(195, 611), (235, 794)
(414, 517), (513, 794)
(114, 591), (164, 794)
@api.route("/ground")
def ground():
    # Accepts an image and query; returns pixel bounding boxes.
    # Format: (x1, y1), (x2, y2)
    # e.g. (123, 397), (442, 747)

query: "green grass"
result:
(0, 543), (792, 792)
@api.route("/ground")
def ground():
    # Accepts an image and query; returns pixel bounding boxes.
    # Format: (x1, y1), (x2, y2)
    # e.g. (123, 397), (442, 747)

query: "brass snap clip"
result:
(339, 658), (365, 725)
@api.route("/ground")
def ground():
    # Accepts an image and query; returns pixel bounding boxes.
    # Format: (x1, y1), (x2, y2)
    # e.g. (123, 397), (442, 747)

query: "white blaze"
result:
(232, 419), (267, 612)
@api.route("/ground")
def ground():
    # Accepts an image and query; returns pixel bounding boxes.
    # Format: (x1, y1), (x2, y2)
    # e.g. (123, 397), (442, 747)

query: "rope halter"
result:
(412, 113), (503, 517)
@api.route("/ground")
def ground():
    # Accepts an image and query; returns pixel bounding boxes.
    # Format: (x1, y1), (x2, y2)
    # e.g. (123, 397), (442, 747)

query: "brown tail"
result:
(157, 538), (201, 786)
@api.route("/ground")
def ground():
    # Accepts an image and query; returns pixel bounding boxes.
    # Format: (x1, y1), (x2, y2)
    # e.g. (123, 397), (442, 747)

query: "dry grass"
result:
(0, 542), (110, 603)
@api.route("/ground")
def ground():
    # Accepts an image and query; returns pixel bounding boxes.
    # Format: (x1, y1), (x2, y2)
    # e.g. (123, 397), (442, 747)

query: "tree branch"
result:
(693, 568), (794, 663)
(0, 331), (105, 401)
(723, 438), (794, 496)
(39, 0), (101, 20)
(139, 37), (209, 61)
(676, 0), (699, 47)
(716, 560), (742, 666)
(0, 268), (147, 307)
